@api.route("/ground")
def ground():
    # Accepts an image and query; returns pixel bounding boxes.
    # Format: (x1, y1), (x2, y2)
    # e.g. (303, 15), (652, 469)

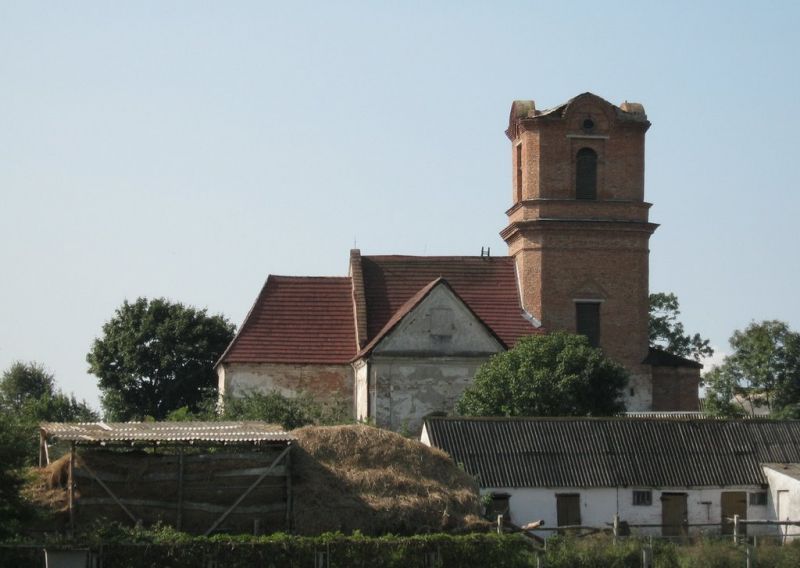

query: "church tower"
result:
(501, 93), (657, 410)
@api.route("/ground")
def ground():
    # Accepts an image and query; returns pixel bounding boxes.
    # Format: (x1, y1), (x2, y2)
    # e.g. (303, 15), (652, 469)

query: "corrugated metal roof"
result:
(424, 417), (800, 488)
(41, 421), (296, 445)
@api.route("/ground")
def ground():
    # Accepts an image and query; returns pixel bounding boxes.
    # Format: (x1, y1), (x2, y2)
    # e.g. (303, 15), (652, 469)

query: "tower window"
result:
(516, 144), (523, 202)
(576, 148), (598, 200)
(575, 302), (600, 347)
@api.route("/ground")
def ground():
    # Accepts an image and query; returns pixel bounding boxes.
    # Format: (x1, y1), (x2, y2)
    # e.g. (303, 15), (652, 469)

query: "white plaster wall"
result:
(764, 467), (800, 539)
(369, 284), (505, 433)
(372, 357), (487, 433)
(353, 359), (368, 421)
(482, 486), (774, 538)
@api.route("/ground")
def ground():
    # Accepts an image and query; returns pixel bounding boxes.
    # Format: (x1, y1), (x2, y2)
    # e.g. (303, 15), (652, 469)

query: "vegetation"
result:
(86, 297), (235, 420)
(704, 320), (800, 418)
(456, 332), (628, 417)
(0, 362), (97, 465)
(649, 292), (713, 361)
(6, 529), (800, 568)
(165, 390), (351, 429)
(0, 413), (30, 540)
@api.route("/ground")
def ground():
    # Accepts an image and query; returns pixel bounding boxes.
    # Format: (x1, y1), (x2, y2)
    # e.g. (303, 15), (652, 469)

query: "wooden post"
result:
(497, 514), (503, 534)
(285, 445), (293, 532)
(642, 545), (653, 568)
(613, 513), (619, 544)
(39, 429), (46, 467)
(733, 514), (740, 543)
(68, 443), (75, 531)
(176, 449), (184, 531)
(746, 543), (753, 568)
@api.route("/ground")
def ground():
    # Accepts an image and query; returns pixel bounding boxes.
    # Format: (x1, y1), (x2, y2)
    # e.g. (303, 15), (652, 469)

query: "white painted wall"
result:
(368, 283), (505, 433)
(763, 466), (800, 539)
(371, 356), (488, 433)
(479, 486), (774, 538)
(353, 359), (368, 421)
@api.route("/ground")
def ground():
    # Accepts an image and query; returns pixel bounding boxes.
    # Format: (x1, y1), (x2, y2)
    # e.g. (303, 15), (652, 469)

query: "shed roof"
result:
(423, 417), (800, 488)
(41, 421), (296, 446)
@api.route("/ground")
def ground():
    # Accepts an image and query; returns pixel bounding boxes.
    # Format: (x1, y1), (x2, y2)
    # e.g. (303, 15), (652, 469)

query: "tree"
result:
(456, 332), (629, 417)
(649, 292), (713, 362)
(0, 361), (99, 465)
(0, 412), (30, 538)
(0, 361), (55, 407)
(87, 297), (236, 420)
(704, 320), (800, 418)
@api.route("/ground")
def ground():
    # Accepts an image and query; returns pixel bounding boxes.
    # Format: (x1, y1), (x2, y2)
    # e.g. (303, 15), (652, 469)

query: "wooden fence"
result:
(68, 444), (292, 535)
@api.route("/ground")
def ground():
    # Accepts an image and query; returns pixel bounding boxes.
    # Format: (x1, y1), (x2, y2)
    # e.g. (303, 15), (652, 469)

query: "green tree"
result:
(87, 297), (235, 420)
(456, 332), (629, 417)
(704, 320), (800, 418)
(0, 362), (99, 465)
(0, 361), (54, 406)
(0, 412), (30, 538)
(649, 292), (713, 361)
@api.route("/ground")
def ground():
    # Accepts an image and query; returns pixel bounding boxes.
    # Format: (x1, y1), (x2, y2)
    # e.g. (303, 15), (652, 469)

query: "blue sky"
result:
(2, 1), (798, 409)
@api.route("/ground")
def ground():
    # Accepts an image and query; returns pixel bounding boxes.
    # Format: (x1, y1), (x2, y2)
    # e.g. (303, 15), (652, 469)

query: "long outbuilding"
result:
(421, 417), (800, 538)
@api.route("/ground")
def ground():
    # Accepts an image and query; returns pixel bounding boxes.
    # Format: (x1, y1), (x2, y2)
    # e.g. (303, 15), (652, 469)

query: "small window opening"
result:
(750, 492), (768, 506)
(582, 118), (595, 130)
(576, 148), (598, 200)
(575, 302), (600, 348)
(633, 490), (653, 506)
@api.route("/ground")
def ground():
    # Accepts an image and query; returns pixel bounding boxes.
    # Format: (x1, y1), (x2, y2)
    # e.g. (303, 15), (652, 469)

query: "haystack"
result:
(290, 424), (484, 535)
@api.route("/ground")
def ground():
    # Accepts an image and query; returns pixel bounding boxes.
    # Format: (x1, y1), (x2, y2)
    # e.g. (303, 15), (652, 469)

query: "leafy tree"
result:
(704, 320), (800, 418)
(87, 298), (235, 420)
(0, 362), (99, 465)
(0, 412), (30, 538)
(0, 361), (55, 406)
(649, 292), (713, 361)
(456, 332), (628, 417)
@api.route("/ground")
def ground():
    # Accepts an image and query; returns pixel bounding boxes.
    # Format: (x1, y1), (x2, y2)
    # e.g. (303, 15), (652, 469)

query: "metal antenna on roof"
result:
(480, 246), (491, 258)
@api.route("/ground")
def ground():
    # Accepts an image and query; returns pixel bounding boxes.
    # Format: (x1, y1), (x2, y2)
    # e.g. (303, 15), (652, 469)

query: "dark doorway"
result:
(721, 491), (747, 535)
(661, 493), (688, 537)
(556, 493), (581, 529)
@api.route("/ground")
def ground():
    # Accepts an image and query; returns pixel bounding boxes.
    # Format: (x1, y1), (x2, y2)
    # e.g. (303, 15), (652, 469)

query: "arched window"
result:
(575, 148), (597, 200)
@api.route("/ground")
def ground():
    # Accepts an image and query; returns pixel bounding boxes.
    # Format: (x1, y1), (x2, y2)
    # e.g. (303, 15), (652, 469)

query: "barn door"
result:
(721, 491), (747, 535)
(556, 493), (581, 529)
(661, 493), (688, 537)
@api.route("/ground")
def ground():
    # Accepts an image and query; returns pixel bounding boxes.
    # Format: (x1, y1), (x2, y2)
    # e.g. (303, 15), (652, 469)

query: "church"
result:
(215, 93), (701, 432)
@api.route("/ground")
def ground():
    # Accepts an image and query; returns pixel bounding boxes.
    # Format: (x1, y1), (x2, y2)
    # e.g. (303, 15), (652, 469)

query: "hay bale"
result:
(291, 424), (485, 535)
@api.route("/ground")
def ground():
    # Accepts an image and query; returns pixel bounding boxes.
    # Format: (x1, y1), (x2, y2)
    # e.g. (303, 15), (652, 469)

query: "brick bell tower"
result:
(501, 93), (658, 410)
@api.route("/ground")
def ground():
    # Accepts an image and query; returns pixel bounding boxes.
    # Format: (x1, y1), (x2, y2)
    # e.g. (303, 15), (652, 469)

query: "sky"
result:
(1, 1), (798, 410)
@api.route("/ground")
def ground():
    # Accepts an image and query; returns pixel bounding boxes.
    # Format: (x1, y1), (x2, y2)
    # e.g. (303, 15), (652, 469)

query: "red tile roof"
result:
(359, 255), (540, 349)
(218, 276), (356, 365)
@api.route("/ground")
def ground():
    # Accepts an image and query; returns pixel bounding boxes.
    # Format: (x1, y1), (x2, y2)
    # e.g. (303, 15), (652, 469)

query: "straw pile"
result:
(290, 424), (484, 535)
